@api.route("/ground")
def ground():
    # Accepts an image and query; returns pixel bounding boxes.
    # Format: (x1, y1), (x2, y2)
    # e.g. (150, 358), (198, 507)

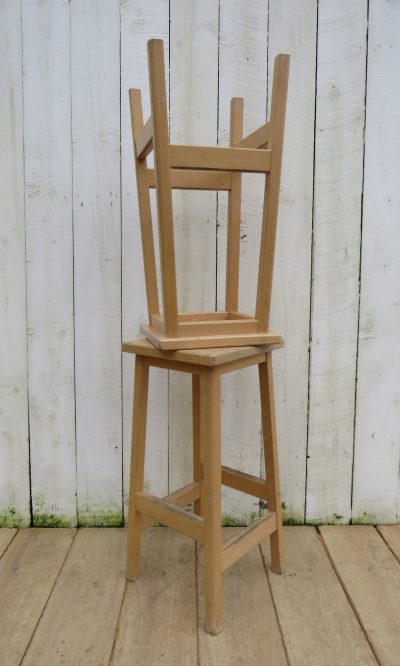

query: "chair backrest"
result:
(129, 39), (289, 338)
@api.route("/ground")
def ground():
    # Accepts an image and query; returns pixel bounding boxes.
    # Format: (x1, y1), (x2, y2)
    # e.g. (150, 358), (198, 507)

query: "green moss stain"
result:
(221, 512), (259, 527)
(33, 514), (75, 528)
(78, 508), (123, 527)
(351, 512), (378, 525)
(0, 506), (29, 528)
(282, 504), (305, 526)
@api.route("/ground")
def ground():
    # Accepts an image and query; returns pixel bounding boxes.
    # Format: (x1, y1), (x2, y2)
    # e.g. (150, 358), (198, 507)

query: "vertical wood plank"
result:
(268, 0), (317, 523)
(168, 0), (219, 494)
(23, 0), (76, 526)
(121, 0), (169, 508)
(217, 0), (269, 522)
(306, 0), (367, 524)
(0, 0), (30, 527)
(72, 0), (122, 525)
(352, 0), (400, 523)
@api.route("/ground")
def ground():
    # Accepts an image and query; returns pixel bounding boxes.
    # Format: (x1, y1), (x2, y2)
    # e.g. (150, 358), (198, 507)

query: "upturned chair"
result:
(129, 39), (289, 350)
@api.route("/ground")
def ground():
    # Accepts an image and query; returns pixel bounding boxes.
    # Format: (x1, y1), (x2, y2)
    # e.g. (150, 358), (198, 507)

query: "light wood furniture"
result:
(130, 39), (289, 350)
(123, 338), (284, 635)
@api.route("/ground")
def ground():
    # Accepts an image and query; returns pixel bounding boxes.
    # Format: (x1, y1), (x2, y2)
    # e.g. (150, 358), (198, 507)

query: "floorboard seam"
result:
(259, 542), (290, 666)
(316, 527), (381, 666)
(18, 528), (78, 665)
(0, 528), (19, 560)
(108, 577), (128, 665)
(375, 525), (400, 566)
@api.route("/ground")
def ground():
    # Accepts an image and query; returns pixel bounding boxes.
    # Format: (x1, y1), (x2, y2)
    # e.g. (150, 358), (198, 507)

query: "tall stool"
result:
(123, 338), (284, 635)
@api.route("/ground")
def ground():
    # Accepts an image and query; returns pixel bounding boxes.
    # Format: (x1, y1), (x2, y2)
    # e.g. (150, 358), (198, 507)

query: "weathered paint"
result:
(71, 1), (123, 524)
(1, 0), (399, 526)
(0, 0), (30, 526)
(23, 0), (77, 527)
(306, 0), (367, 523)
(352, 0), (400, 524)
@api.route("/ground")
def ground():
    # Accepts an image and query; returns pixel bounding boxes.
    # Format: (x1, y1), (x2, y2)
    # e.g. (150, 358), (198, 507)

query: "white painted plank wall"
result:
(23, 0), (76, 526)
(0, 0), (30, 527)
(1, 0), (400, 526)
(121, 0), (169, 510)
(268, 0), (317, 524)
(217, 0), (269, 521)
(72, 1), (122, 525)
(168, 0), (219, 494)
(352, 0), (400, 524)
(306, 0), (367, 524)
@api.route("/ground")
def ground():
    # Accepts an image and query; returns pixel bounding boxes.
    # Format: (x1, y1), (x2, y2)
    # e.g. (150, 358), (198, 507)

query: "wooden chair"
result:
(123, 338), (284, 635)
(129, 39), (289, 350)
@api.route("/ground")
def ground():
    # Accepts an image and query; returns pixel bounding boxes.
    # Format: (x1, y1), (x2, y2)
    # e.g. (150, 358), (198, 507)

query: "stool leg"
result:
(201, 369), (222, 635)
(259, 352), (284, 574)
(192, 374), (202, 516)
(126, 356), (149, 581)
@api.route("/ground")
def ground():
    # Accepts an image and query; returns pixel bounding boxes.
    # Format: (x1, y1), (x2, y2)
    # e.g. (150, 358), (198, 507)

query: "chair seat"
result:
(122, 337), (284, 367)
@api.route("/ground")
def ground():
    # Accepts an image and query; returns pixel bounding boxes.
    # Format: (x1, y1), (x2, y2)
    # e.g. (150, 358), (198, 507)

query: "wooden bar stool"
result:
(123, 338), (284, 635)
(129, 39), (289, 350)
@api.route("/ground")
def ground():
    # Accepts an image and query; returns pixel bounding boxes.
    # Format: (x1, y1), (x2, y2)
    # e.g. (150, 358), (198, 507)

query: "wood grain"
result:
(23, 529), (125, 666)
(0, 528), (76, 665)
(261, 527), (377, 665)
(320, 525), (400, 665)
(112, 529), (197, 665)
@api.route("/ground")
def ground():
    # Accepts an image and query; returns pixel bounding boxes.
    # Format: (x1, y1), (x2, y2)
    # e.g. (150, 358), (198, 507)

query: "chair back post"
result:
(225, 97), (244, 314)
(129, 88), (160, 318)
(147, 39), (178, 337)
(255, 54), (290, 330)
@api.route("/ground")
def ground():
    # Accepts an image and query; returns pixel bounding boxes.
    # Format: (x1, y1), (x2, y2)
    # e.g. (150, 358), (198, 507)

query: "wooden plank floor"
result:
(0, 526), (399, 665)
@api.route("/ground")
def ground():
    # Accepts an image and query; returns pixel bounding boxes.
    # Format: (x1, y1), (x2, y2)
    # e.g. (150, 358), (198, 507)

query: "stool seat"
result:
(123, 337), (284, 635)
(122, 336), (284, 365)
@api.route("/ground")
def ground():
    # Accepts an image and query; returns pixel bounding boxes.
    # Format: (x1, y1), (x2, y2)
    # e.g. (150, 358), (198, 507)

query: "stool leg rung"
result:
(136, 491), (204, 542)
(221, 465), (268, 500)
(141, 482), (201, 528)
(221, 511), (277, 571)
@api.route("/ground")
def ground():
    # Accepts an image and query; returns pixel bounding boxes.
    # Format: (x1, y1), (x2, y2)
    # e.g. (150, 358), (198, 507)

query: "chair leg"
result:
(192, 374), (202, 516)
(126, 356), (149, 581)
(259, 353), (284, 574)
(200, 369), (222, 635)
